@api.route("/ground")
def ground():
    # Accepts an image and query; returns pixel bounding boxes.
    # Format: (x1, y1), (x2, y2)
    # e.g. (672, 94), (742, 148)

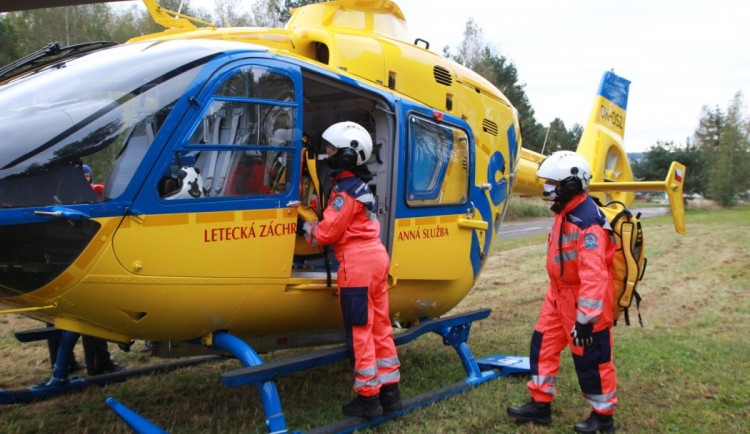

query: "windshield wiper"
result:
(0, 41), (117, 84)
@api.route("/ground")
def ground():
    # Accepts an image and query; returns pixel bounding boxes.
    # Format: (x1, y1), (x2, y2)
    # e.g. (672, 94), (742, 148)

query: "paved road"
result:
(497, 207), (670, 240)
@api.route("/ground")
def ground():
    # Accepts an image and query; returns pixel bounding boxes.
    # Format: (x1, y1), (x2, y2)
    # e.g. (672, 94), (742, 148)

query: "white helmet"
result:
(165, 166), (208, 200)
(537, 151), (592, 189)
(321, 121), (373, 167)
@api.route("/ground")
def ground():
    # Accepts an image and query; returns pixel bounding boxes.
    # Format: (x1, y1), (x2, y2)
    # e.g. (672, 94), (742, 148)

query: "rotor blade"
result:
(1, 0), (132, 13)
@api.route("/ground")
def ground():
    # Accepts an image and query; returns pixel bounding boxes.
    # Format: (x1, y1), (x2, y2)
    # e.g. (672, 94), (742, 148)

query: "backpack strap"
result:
(618, 221), (638, 309)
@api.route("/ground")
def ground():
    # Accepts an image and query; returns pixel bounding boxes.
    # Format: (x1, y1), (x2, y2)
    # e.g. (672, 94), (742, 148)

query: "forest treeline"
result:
(2, 0), (747, 205)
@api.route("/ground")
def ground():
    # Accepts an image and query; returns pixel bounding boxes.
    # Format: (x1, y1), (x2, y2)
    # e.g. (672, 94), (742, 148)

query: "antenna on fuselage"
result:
(540, 126), (550, 155)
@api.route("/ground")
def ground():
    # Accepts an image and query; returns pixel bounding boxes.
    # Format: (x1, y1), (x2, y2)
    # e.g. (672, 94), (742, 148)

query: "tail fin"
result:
(575, 71), (634, 206)
(513, 70), (687, 234)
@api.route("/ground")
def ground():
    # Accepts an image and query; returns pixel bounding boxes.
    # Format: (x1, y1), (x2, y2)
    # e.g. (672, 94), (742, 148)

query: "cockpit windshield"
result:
(0, 40), (231, 209)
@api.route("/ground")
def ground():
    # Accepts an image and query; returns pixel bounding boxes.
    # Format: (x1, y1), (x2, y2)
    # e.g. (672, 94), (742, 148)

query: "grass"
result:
(1, 206), (749, 433)
(503, 196), (553, 221)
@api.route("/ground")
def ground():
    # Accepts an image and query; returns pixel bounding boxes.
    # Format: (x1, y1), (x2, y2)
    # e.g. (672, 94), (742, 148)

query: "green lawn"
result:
(1, 206), (748, 433)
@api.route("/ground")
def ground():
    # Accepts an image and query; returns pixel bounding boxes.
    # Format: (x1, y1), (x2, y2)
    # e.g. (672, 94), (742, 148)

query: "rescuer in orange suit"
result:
(507, 151), (617, 433)
(300, 121), (402, 419)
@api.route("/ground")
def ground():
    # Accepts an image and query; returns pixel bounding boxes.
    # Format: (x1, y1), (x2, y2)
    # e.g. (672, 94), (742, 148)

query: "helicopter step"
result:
(12, 326), (61, 342)
(107, 308), (529, 433)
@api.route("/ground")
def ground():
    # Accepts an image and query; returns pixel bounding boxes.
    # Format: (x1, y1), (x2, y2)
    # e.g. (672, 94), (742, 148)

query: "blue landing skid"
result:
(0, 355), (223, 405)
(108, 308), (529, 433)
(1, 327), (224, 405)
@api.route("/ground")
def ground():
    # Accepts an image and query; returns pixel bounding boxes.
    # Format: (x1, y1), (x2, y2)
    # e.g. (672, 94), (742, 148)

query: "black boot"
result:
(379, 383), (403, 413)
(83, 336), (120, 375)
(574, 411), (616, 433)
(507, 400), (552, 425)
(342, 394), (383, 419)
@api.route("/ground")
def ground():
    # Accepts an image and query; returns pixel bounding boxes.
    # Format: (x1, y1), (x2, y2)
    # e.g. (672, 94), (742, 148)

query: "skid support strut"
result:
(212, 332), (288, 434)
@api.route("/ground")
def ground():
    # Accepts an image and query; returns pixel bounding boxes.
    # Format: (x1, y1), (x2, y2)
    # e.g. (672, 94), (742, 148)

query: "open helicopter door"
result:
(291, 72), (397, 276)
(112, 61), (302, 285)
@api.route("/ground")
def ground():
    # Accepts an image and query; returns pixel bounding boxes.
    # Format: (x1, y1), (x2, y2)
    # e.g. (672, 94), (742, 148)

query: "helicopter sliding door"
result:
(112, 61), (301, 279)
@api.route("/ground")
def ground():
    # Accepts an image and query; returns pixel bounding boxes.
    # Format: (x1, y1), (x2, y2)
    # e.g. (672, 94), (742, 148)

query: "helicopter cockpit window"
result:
(406, 115), (469, 206)
(161, 67), (295, 200)
(160, 150), (290, 199)
(0, 41), (212, 208)
(215, 68), (294, 101)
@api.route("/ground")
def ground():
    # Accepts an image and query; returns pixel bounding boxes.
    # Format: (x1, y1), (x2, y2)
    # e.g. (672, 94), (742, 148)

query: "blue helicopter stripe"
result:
(507, 125), (518, 189)
(469, 184), (494, 279)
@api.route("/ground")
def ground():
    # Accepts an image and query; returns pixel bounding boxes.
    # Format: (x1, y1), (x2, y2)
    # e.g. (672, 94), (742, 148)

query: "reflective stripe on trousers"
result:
(339, 244), (399, 396)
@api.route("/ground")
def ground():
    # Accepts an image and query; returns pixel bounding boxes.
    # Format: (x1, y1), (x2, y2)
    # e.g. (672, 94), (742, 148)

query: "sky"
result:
(393, 0), (750, 152)
(120, 0), (750, 152)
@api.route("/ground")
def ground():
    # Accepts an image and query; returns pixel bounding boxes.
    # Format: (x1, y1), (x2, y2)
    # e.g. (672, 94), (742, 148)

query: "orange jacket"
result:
(307, 171), (381, 257)
(546, 194), (615, 329)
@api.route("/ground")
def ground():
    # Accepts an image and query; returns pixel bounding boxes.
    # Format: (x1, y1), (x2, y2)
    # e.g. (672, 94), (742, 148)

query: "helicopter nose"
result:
(0, 219), (101, 298)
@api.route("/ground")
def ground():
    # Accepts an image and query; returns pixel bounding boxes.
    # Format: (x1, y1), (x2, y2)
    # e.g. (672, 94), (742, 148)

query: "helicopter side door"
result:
(112, 60), (301, 278)
(390, 106), (485, 282)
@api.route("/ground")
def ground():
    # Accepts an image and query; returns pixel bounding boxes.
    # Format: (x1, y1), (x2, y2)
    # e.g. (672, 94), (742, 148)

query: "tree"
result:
(0, 3), (159, 63)
(705, 92), (750, 206)
(633, 140), (706, 196)
(544, 118), (578, 153)
(276, 0), (325, 24)
(454, 18), (484, 71)
(479, 47), (547, 152)
(0, 15), (24, 65)
(694, 104), (724, 169)
(568, 123), (583, 149)
(444, 19), (547, 152)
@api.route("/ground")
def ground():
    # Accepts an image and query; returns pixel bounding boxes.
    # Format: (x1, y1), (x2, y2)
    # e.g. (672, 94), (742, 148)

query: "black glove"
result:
(296, 218), (306, 235)
(571, 322), (594, 348)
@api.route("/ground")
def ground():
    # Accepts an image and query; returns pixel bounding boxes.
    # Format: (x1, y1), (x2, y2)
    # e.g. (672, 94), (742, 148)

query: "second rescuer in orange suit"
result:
(301, 121), (401, 419)
(508, 151), (618, 433)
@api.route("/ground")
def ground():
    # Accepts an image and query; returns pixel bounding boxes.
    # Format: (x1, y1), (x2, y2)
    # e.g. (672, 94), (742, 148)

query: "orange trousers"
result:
(337, 241), (400, 397)
(527, 289), (617, 415)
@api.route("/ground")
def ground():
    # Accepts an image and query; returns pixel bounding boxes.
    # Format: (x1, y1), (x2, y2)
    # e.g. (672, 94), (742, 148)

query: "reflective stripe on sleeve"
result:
(578, 298), (603, 310)
(561, 231), (580, 243)
(577, 311), (600, 324)
(554, 250), (578, 264)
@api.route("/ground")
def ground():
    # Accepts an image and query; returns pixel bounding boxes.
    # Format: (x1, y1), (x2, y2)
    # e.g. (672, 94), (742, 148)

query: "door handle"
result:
(457, 218), (488, 231)
(34, 207), (90, 220)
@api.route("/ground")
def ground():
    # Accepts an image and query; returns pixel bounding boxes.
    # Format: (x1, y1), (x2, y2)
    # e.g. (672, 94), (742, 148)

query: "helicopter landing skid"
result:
(107, 308), (529, 433)
(0, 354), (223, 405)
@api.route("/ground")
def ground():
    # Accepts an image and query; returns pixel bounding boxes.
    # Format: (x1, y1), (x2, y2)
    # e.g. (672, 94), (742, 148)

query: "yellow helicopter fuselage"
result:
(1, 1), (521, 350)
(0, 1), (685, 353)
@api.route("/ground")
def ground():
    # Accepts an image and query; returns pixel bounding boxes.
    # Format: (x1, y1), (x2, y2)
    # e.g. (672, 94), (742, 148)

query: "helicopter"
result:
(0, 0), (686, 430)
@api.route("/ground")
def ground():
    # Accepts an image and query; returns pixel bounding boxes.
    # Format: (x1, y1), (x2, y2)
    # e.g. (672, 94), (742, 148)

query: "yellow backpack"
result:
(597, 200), (647, 326)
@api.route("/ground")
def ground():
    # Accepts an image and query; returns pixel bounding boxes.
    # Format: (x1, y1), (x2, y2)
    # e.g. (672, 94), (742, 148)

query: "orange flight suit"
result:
(305, 171), (400, 397)
(528, 193), (618, 415)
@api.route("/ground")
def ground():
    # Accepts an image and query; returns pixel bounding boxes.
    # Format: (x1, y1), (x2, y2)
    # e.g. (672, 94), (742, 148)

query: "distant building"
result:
(627, 152), (645, 164)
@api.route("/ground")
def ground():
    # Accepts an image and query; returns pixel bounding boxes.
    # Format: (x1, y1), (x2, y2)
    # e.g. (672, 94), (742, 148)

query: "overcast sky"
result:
(122, 0), (749, 152)
(394, 0), (750, 152)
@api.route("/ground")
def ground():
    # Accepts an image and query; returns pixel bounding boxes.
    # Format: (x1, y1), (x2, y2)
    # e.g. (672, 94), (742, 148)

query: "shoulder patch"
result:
(583, 233), (599, 250)
(331, 195), (346, 211)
